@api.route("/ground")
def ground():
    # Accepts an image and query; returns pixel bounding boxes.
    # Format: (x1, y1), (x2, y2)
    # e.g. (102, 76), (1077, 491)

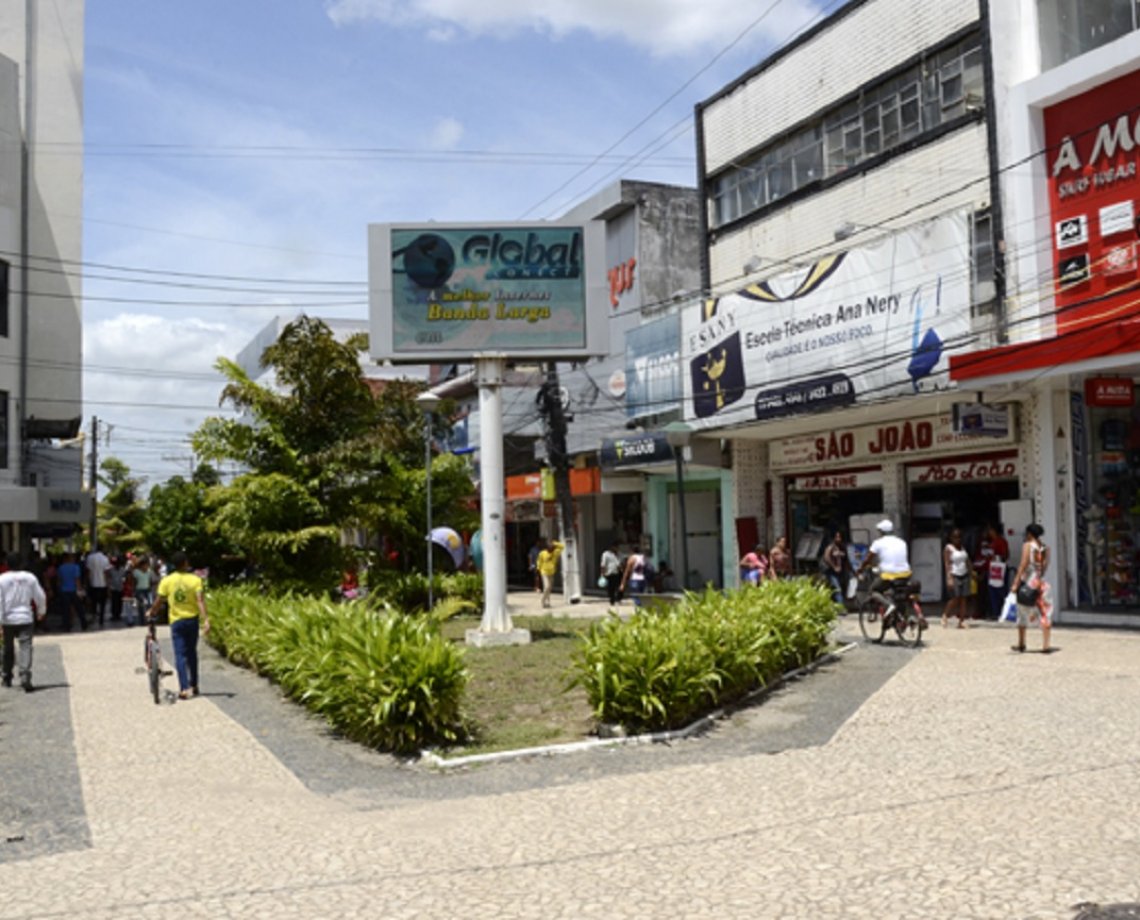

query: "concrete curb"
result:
(418, 641), (860, 770)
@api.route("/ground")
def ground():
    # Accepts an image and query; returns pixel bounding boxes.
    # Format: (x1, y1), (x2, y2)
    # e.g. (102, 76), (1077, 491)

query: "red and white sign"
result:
(790, 470), (883, 492)
(770, 412), (1016, 471)
(1105, 242), (1138, 276)
(906, 456), (1020, 485)
(1085, 376), (1135, 407)
(1045, 70), (1140, 333)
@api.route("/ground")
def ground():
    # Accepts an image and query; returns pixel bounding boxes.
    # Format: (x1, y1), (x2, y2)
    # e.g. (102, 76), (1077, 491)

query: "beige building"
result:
(0, 2), (90, 548)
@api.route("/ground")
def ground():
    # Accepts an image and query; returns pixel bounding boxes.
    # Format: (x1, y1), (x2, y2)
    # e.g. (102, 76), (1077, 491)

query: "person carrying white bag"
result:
(1009, 523), (1053, 654)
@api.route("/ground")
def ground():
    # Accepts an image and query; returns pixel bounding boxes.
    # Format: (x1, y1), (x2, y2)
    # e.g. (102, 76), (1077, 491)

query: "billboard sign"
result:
(682, 211), (972, 429)
(624, 312), (681, 419)
(369, 221), (608, 361)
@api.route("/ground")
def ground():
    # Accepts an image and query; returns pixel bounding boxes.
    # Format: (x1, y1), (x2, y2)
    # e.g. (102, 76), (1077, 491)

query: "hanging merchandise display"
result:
(1083, 377), (1140, 607)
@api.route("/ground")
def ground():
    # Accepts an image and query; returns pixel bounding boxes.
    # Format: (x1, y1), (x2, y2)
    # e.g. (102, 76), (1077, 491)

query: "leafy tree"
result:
(191, 317), (476, 593)
(97, 457), (146, 552)
(143, 465), (235, 578)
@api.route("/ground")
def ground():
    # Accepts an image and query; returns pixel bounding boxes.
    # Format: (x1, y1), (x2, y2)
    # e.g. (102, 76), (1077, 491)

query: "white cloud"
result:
(428, 116), (464, 150)
(324, 0), (822, 55)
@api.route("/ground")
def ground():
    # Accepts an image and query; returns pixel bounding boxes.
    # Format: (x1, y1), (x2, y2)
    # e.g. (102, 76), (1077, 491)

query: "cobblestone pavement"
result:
(1, 602), (1138, 919)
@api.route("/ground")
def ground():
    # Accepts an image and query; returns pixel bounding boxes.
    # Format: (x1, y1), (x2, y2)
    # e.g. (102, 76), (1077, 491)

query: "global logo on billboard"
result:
(691, 331), (746, 419)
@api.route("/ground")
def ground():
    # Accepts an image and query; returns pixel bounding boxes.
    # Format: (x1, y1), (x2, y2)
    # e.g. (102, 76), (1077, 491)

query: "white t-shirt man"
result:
(85, 550), (111, 589)
(869, 534), (910, 576)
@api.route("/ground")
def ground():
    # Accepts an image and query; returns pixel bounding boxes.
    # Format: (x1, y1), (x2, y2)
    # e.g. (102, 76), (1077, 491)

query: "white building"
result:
(690, 0), (1140, 624)
(0, 2), (89, 550)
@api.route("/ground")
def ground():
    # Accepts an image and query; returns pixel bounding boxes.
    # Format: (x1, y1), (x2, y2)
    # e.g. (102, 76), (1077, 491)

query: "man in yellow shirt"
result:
(147, 551), (210, 701)
(536, 539), (564, 609)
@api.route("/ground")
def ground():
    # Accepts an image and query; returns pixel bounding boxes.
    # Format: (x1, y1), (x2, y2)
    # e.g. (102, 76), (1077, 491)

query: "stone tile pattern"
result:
(1, 611), (1138, 919)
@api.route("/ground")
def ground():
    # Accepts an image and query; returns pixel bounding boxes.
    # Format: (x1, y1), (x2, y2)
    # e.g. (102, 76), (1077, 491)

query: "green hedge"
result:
(569, 579), (837, 733)
(207, 587), (468, 753)
(363, 570), (484, 612)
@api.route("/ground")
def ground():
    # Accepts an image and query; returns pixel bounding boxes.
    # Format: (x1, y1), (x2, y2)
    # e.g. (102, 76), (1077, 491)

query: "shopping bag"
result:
(596, 575), (607, 589)
(999, 591), (1018, 624)
(846, 576), (859, 599)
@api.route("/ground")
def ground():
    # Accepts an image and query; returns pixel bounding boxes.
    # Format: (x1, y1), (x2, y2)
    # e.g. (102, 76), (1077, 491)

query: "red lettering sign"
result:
(1085, 376), (1135, 407)
(868, 420), (934, 456)
(911, 459), (1018, 484)
(607, 258), (637, 308)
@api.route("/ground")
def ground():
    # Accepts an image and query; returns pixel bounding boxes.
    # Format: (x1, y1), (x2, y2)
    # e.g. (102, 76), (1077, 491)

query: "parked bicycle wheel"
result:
(894, 603), (926, 648)
(145, 629), (162, 705)
(859, 594), (889, 643)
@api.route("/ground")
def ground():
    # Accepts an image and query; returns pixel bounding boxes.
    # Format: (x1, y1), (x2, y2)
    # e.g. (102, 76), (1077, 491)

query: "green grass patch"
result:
(438, 615), (596, 756)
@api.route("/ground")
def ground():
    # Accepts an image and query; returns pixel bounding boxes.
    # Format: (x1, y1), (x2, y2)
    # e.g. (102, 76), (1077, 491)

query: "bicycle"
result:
(143, 616), (170, 704)
(858, 575), (927, 648)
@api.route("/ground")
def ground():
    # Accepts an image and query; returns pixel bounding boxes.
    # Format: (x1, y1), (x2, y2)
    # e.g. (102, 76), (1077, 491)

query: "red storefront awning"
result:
(950, 314), (1140, 384)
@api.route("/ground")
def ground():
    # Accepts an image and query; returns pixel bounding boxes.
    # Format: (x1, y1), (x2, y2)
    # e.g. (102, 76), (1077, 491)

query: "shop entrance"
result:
(907, 451), (1022, 610)
(786, 469), (883, 574)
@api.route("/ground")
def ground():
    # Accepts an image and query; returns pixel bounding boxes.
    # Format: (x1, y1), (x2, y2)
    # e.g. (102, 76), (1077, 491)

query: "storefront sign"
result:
(906, 456), (1020, 485)
(790, 470), (883, 491)
(770, 411), (1016, 471)
(1084, 376), (1134, 407)
(599, 433), (674, 470)
(951, 402), (1010, 437)
(1045, 70), (1140, 333)
(681, 212), (971, 429)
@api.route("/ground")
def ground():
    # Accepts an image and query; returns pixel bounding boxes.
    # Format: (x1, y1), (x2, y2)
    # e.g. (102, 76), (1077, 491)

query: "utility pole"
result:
(89, 416), (98, 549)
(539, 362), (582, 604)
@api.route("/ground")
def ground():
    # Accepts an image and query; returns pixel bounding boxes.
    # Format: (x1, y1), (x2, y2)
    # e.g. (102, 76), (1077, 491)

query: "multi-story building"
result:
(0, 3), (89, 551)
(687, 0), (1140, 623)
(692, 0), (1013, 604)
(953, 2), (1140, 625)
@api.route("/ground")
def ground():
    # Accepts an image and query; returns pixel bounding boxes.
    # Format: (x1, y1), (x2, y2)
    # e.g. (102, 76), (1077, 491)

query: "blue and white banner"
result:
(682, 212), (973, 428)
(624, 313), (681, 419)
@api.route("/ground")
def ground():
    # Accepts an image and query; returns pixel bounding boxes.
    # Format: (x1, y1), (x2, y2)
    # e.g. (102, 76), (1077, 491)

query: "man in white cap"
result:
(858, 518), (911, 602)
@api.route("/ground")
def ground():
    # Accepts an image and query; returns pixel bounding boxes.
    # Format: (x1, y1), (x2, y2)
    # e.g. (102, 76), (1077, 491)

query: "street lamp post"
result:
(416, 391), (442, 610)
(663, 421), (693, 591)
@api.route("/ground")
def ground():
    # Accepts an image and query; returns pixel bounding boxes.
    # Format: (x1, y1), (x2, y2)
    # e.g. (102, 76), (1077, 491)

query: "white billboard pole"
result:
(466, 356), (531, 647)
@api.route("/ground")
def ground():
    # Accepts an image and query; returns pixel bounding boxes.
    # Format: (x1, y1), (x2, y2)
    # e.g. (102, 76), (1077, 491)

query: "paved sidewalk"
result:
(1, 611), (1139, 918)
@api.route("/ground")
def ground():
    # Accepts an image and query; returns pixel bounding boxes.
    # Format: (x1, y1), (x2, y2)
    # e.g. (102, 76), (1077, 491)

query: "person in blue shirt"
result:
(56, 553), (87, 632)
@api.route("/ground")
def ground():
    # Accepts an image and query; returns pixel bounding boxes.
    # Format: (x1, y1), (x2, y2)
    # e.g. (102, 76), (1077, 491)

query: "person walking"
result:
(600, 542), (623, 606)
(57, 553), (86, 632)
(821, 531), (848, 604)
(1010, 523), (1053, 654)
(130, 557), (154, 622)
(147, 551), (210, 700)
(941, 528), (972, 628)
(770, 536), (793, 579)
(107, 556), (126, 623)
(536, 539), (564, 609)
(1, 554), (49, 693)
(84, 546), (111, 628)
(619, 547), (650, 602)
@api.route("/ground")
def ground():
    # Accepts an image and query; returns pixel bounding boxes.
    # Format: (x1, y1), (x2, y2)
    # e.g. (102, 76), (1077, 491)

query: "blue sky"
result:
(81, 0), (829, 485)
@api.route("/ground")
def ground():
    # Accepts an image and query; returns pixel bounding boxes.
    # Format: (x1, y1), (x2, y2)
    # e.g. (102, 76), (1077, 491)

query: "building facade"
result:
(0, 3), (89, 550)
(687, 0), (1140, 624)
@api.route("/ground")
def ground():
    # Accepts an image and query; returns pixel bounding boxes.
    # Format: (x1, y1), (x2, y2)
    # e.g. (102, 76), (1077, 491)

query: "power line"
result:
(518, 0), (812, 220)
